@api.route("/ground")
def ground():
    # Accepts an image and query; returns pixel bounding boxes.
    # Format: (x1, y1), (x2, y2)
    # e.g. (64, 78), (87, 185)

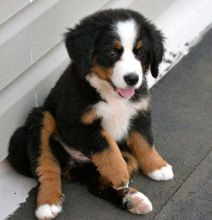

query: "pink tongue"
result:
(117, 88), (135, 98)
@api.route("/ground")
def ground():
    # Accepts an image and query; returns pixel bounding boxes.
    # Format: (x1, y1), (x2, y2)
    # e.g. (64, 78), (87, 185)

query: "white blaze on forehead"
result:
(116, 19), (138, 50)
(111, 19), (142, 89)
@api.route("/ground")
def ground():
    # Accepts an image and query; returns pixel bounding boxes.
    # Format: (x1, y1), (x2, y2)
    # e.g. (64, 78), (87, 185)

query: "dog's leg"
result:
(117, 187), (152, 214)
(89, 175), (152, 215)
(90, 130), (152, 214)
(34, 112), (63, 220)
(90, 130), (129, 189)
(121, 151), (138, 176)
(127, 131), (174, 181)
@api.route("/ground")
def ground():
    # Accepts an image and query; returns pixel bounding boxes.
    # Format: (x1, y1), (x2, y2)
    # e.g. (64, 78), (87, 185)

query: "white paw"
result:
(147, 164), (174, 181)
(35, 204), (62, 220)
(123, 191), (153, 214)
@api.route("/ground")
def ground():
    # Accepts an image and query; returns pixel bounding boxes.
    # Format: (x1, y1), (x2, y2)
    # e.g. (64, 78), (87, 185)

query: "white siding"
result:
(1, 0), (212, 162)
(0, 0), (30, 25)
(0, 0), (110, 161)
(1, 1), (212, 219)
(0, 0), (109, 91)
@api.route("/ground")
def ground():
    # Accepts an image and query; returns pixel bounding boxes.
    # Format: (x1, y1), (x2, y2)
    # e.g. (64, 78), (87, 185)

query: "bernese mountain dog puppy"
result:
(8, 9), (174, 219)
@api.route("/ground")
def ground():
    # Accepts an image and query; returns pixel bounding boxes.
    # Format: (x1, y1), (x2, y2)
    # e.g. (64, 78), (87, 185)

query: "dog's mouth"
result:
(107, 79), (135, 98)
(116, 88), (135, 98)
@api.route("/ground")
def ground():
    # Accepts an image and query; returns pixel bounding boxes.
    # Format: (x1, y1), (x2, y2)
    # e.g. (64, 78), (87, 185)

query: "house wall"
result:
(0, 0), (212, 162)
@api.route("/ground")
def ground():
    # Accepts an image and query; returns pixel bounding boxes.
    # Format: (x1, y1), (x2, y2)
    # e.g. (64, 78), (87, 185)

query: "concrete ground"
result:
(7, 29), (212, 220)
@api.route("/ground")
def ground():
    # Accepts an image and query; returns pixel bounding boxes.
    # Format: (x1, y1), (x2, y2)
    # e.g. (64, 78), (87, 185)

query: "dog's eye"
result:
(136, 49), (144, 58)
(108, 50), (118, 58)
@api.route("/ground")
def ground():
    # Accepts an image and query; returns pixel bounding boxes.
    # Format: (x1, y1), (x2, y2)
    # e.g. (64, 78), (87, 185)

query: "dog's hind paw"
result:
(35, 204), (62, 220)
(147, 164), (174, 181)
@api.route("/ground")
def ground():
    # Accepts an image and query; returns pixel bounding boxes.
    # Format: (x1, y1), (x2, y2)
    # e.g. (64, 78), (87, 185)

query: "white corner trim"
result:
(147, 0), (212, 88)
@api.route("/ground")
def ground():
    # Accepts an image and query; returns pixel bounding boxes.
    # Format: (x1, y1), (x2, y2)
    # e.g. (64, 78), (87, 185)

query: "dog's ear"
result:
(149, 28), (164, 78)
(65, 25), (99, 76)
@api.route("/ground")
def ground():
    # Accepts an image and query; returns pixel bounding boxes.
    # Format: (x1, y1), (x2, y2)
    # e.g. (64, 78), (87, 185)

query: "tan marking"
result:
(98, 150), (138, 189)
(129, 187), (138, 194)
(117, 187), (138, 197)
(36, 112), (62, 206)
(121, 151), (138, 176)
(91, 64), (113, 80)
(135, 40), (142, 49)
(113, 40), (122, 50)
(127, 131), (167, 174)
(81, 108), (98, 124)
(91, 130), (129, 188)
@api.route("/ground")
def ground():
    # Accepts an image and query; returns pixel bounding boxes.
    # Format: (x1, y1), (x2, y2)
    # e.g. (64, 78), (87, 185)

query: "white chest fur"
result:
(87, 74), (149, 141)
(95, 96), (149, 141)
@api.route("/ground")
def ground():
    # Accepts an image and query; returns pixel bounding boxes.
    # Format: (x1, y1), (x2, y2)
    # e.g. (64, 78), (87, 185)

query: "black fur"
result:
(43, 9), (164, 158)
(130, 110), (154, 146)
(44, 65), (109, 156)
(8, 127), (32, 177)
(8, 9), (164, 213)
(8, 107), (46, 178)
(65, 9), (164, 78)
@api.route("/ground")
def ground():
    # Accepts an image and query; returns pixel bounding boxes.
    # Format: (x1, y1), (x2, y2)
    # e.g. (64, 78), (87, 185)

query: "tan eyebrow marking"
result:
(113, 40), (122, 50)
(135, 40), (142, 49)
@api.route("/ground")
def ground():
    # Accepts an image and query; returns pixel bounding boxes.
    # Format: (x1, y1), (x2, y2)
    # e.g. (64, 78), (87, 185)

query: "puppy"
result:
(8, 9), (174, 219)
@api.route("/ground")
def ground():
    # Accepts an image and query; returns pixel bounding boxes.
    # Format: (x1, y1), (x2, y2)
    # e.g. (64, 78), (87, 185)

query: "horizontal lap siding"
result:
(0, 0), (109, 91)
(0, 0), (110, 161)
(0, 0), (179, 161)
(0, 0), (29, 26)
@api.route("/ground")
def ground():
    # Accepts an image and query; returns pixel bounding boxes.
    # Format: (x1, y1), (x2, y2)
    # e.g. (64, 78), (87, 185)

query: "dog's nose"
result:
(124, 73), (139, 86)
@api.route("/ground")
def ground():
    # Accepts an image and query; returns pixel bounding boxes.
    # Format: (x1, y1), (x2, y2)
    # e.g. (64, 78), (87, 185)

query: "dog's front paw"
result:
(123, 189), (152, 214)
(35, 204), (62, 220)
(147, 164), (174, 181)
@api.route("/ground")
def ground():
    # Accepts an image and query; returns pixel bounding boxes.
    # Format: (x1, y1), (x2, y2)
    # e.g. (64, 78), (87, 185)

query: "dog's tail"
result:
(8, 126), (32, 177)
(8, 107), (47, 177)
